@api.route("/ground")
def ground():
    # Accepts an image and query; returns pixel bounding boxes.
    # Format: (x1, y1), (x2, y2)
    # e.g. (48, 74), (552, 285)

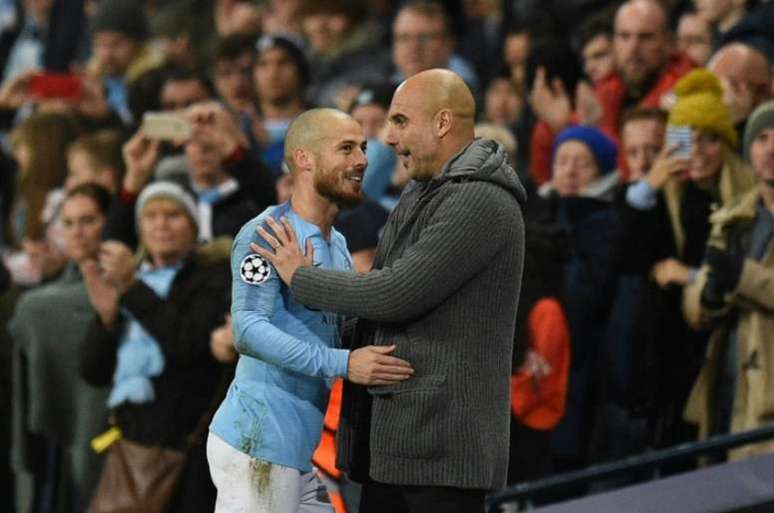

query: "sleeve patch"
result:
(239, 254), (271, 285)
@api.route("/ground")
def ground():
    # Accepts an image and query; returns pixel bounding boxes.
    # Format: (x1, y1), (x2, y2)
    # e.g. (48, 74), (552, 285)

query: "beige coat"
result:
(683, 187), (774, 459)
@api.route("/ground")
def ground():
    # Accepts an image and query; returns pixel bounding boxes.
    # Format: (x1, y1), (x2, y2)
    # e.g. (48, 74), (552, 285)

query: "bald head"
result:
(614, 0), (672, 91)
(384, 69), (476, 181)
(397, 68), (475, 132)
(284, 108), (354, 173)
(709, 43), (772, 107)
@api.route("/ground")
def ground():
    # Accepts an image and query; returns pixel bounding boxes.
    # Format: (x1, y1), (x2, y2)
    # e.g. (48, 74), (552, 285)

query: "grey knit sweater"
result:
(292, 138), (526, 490)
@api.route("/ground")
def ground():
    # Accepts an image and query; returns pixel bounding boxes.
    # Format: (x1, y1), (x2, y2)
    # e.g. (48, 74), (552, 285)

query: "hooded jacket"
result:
(291, 139), (526, 490)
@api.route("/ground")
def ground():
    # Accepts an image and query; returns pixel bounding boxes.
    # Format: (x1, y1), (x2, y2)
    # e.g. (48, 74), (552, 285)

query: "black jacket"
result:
(79, 248), (231, 448)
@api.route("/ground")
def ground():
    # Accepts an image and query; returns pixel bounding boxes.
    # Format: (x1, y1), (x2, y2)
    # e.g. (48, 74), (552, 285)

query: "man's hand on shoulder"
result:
(347, 345), (414, 386)
(250, 217), (314, 285)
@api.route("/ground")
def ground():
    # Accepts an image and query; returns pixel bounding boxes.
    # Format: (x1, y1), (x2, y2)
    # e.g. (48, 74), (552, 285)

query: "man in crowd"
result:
(87, 0), (164, 124)
(596, 0), (694, 145)
(253, 34), (309, 177)
(683, 100), (774, 459)
(207, 108), (413, 513)
(708, 42), (772, 126)
(390, 2), (479, 95)
(253, 69), (526, 513)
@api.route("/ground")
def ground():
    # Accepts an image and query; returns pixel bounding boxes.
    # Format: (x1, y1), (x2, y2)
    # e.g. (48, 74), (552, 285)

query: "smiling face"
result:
(687, 129), (725, 185)
(139, 198), (196, 264)
(311, 116), (368, 209)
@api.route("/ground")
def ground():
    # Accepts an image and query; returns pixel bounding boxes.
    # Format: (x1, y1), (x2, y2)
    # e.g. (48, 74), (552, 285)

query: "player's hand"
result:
(348, 345), (414, 385)
(250, 216), (313, 285)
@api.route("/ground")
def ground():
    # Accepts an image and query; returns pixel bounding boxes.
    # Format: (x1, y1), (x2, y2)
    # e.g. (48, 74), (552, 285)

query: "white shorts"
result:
(206, 432), (334, 513)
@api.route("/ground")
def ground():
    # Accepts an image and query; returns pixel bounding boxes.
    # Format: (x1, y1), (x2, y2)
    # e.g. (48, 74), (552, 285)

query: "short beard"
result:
(314, 173), (363, 210)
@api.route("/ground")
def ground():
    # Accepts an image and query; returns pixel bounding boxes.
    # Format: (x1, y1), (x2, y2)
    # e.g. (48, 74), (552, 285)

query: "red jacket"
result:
(595, 53), (695, 179)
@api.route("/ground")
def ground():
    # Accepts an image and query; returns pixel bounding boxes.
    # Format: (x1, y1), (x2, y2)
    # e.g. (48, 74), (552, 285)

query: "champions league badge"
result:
(239, 254), (271, 285)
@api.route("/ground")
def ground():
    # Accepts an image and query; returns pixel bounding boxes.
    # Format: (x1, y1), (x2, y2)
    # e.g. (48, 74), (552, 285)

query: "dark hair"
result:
(162, 66), (215, 98)
(578, 14), (613, 50)
(65, 183), (112, 214)
(524, 38), (582, 104)
(621, 106), (668, 127)
(214, 33), (256, 63)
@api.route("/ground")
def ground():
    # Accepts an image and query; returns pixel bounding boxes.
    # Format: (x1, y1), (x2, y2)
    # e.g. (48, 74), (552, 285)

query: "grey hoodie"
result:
(292, 138), (526, 490)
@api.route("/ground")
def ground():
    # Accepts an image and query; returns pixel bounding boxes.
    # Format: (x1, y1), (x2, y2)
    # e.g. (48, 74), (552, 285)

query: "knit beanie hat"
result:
(743, 100), (774, 162)
(668, 68), (737, 149)
(255, 34), (310, 88)
(135, 182), (199, 233)
(90, 0), (148, 41)
(553, 125), (618, 176)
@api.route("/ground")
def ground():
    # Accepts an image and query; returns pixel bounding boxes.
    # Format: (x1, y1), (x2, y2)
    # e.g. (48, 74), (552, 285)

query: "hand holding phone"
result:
(665, 125), (693, 158)
(29, 73), (82, 101)
(141, 112), (193, 141)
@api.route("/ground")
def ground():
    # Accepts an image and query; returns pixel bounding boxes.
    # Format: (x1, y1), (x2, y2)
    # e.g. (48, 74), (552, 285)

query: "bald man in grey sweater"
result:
(253, 69), (527, 513)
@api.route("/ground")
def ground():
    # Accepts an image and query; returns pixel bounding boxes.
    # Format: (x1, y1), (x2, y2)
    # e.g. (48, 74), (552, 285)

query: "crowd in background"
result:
(0, 0), (772, 511)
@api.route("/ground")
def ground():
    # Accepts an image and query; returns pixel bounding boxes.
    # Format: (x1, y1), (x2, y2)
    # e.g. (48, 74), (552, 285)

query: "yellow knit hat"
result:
(668, 69), (738, 149)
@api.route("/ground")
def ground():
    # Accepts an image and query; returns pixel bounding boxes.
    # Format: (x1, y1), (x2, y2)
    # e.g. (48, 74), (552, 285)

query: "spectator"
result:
(621, 107), (668, 181)
(9, 184), (112, 513)
(677, 11), (713, 66)
(1, 0), (53, 80)
(300, 0), (388, 107)
(483, 70), (523, 127)
(618, 69), (755, 455)
(253, 34), (309, 177)
(159, 67), (214, 112)
(596, 0), (694, 156)
(693, 0), (748, 48)
(79, 182), (231, 513)
(390, 1), (479, 95)
(212, 34), (257, 116)
(106, 102), (270, 246)
(65, 129), (125, 193)
(537, 125), (620, 472)
(683, 100), (774, 460)
(87, 0), (164, 124)
(578, 15), (615, 84)
(348, 83), (397, 204)
(708, 42), (772, 126)
(4, 111), (82, 285)
(502, 21), (532, 96)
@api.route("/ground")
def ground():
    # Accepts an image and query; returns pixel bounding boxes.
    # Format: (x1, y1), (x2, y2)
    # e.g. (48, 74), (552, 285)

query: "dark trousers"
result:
(359, 479), (487, 513)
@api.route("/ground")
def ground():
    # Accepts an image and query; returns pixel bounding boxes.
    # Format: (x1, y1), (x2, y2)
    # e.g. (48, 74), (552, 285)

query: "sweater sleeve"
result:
(291, 182), (517, 322)
(230, 227), (350, 378)
(79, 316), (120, 387)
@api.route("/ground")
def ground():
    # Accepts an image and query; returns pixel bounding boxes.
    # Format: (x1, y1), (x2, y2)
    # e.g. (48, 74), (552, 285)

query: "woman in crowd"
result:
(9, 184), (112, 513)
(619, 69), (756, 453)
(78, 182), (231, 513)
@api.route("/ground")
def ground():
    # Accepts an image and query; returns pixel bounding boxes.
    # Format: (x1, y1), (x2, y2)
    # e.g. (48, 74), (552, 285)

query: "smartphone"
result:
(29, 73), (82, 100)
(666, 125), (693, 157)
(141, 112), (193, 141)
